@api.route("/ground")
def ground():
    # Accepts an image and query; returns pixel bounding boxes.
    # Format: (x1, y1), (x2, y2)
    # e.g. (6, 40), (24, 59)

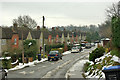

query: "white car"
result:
(71, 47), (79, 53)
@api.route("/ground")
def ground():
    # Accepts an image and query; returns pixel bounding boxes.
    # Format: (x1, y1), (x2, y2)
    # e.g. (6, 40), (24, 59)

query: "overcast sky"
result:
(0, 0), (119, 28)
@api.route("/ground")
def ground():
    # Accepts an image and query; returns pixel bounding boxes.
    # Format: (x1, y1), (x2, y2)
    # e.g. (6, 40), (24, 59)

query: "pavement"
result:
(66, 46), (96, 79)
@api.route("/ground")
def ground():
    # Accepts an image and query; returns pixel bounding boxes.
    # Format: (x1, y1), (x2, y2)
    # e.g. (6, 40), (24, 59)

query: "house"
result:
(0, 27), (13, 56)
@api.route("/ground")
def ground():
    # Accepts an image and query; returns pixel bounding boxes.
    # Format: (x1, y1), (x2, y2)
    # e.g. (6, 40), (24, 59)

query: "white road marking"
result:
(42, 66), (46, 67)
(19, 71), (27, 75)
(29, 71), (34, 74)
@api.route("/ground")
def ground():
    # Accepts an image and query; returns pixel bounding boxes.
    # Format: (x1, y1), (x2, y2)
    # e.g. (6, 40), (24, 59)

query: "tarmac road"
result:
(7, 47), (95, 79)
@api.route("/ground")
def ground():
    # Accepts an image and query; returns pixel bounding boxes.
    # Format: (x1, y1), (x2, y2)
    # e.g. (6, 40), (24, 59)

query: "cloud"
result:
(0, 2), (115, 27)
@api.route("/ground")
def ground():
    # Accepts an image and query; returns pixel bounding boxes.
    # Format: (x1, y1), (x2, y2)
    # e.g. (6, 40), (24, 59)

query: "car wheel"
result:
(48, 58), (50, 61)
(56, 58), (58, 61)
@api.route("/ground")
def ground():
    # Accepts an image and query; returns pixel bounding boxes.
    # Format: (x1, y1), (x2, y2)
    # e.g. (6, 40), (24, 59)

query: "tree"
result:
(24, 40), (38, 59)
(106, 1), (120, 18)
(13, 15), (37, 29)
(111, 16), (120, 48)
(86, 32), (100, 42)
(98, 20), (112, 38)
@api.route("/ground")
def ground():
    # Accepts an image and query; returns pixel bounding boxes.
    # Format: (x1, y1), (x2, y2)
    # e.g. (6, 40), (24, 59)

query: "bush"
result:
(24, 40), (37, 58)
(2, 59), (12, 69)
(83, 62), (91, 72)
(89, 47), (105, 62)
(2, 52), (10, 57)
(111, 49), (120, 58)
(41, 54), (47, 58)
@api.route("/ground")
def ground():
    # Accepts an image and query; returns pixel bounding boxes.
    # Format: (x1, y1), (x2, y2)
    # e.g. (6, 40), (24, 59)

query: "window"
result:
(14, 38), (17, 45)
(1, 39), (6, 45)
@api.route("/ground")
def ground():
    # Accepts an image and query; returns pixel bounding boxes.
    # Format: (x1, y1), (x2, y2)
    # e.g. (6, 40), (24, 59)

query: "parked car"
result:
(77, 46), (83, 52)
(81, 43), (86, 47)
(48, 51), (62, 61)
(71, 47), (79, 53)
(91, 43), (95, 47)
(85, 43), (91, 49)
(73, 44), (83, 52)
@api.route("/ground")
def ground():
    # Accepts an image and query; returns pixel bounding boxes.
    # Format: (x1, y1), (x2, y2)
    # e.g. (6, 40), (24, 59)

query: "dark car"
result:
(48, 51), (62, 61)
(77, 46), (83, 52)
(81, 43), (86, 47)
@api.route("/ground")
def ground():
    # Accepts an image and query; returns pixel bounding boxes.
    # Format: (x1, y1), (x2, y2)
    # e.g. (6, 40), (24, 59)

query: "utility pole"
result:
(42, 16), (45, 58)
(22, 30), (24, 64)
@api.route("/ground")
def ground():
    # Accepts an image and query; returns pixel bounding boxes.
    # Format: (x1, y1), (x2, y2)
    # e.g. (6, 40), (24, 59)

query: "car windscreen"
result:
(49, 51), (58, 54)
(72, 47), (77, 49)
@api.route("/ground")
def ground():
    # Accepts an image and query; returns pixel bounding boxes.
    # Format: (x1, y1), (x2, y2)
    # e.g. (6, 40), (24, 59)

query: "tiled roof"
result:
(2, 28), (13, 39)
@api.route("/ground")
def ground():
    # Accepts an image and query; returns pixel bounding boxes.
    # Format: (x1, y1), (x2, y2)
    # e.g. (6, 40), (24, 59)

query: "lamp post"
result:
(72, 32), (74, 44)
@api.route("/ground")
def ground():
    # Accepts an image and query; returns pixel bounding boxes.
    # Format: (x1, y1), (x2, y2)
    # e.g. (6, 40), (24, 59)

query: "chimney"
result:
(52, 27), (55, 31)
(13, 23), (18, 28)
(37, 26), (40, 30)
(12, 23), (18, 33)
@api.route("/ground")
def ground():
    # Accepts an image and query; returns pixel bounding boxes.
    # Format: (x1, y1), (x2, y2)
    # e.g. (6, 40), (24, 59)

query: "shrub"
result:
(111, 49), (120, 58)
(24, 40), (37, 59)
(89, 47), (105, 62)
(83, 62), (91, 72)
(41, 54), (47, 58)
(2, 51), (10, 57)
(2, 59), (12, 69)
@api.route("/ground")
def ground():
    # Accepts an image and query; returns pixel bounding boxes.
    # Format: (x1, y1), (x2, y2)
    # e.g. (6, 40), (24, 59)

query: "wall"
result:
(0, 27), (2, 56)
(1, 39), (11, 53)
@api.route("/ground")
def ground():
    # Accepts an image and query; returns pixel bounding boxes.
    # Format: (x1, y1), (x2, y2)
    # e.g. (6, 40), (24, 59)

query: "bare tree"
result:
(13, 15), (37, 29)
(106, 1), (120, 18)
(98, 20), (112, 38)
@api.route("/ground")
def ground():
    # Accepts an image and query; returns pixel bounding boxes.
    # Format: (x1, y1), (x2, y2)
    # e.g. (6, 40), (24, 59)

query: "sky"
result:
(0, 0), (119, 28)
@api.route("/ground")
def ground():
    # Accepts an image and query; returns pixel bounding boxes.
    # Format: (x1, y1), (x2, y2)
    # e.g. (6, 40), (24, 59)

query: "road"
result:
(7, 47), (95, 79)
